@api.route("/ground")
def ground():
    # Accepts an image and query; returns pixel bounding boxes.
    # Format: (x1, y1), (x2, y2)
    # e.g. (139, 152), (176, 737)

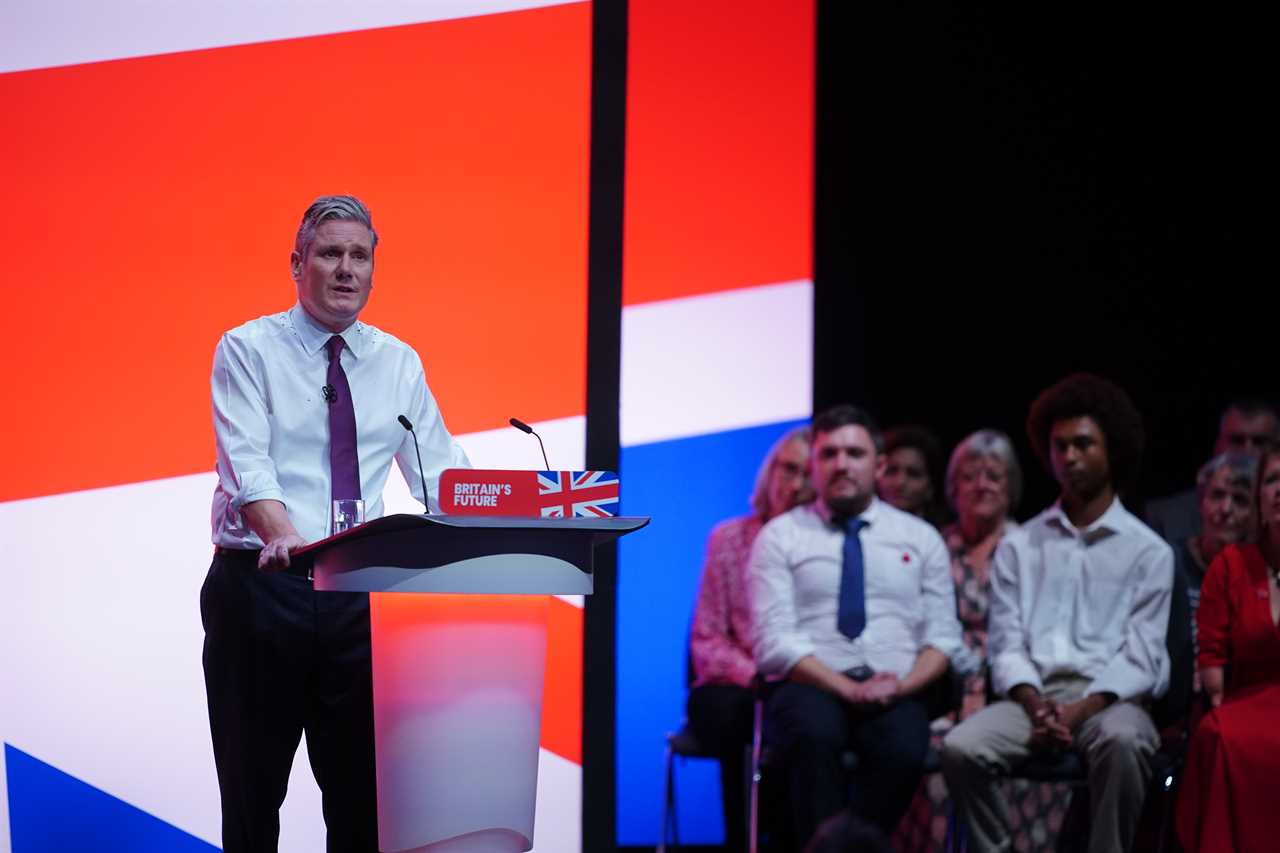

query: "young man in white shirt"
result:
(942, 373), (1174, 853)
(750, 404), (963, 845)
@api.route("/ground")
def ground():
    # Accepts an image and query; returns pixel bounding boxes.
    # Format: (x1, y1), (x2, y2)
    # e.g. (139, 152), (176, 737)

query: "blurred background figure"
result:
(895, 430), (1069, 852)
(1147, 399), (1278, 544)
(686, 425), (812, 853)
(1177, 447), (1280, 853)
(1180, 453), (1258, 660)
(877, 425), (948, 528)
(805, 809), (894, 853)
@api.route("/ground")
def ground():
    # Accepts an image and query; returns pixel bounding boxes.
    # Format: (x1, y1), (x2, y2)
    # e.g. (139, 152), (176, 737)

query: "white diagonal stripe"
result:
(0, 0), (582, 74)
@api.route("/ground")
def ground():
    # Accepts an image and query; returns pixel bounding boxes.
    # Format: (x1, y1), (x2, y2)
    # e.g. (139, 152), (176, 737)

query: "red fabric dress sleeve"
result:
(1195, 548), (1234, 671)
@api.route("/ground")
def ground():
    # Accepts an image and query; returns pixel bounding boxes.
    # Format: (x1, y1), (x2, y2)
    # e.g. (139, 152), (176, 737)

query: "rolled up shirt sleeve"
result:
(211, 333), (284, 510)
(749, 519), (815, 677)
(988, 536), (1044, 696)
(917, 528), (964, 663)
(1087, 540), (1173, 701)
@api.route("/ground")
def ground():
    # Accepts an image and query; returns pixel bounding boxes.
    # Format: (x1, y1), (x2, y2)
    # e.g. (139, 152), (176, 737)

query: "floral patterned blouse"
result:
(690, 514), (764, 688)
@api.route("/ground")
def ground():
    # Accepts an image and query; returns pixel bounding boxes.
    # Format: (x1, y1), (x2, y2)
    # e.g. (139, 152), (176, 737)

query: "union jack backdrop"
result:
(537, 470), (620, 518)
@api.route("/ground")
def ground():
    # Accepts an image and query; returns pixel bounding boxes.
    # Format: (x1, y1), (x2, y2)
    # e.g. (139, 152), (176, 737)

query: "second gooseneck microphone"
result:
(509, 417), (550, 469)
(398, 415), (431, 512)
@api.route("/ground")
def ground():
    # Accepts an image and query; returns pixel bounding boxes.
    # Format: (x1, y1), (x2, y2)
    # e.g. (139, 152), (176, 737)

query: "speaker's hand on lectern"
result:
(258, 533), (308, 571)
(242, 499), (307, 571)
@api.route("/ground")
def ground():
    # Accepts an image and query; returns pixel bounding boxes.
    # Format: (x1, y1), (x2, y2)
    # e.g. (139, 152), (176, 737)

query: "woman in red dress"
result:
(1177, 447), (1280, 852)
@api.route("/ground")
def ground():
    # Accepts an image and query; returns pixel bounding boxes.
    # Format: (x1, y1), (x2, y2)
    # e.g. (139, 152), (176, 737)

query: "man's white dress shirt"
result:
(750, 498), (963, 679)
(210, 304), (470, 548)
(988, 497), (1174, 702)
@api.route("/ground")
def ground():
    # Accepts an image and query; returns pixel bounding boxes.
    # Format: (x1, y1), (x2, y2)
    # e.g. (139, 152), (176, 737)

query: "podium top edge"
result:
(294, 513), (650, 555)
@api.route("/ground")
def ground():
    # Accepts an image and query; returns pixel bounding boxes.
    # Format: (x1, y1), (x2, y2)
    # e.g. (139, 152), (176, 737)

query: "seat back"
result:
(1152, 546), (1194, 729)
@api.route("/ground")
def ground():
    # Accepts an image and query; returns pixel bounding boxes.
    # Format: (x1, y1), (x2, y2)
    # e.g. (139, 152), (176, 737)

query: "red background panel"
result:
(0, 5), (590, 503)
(622, 0), (815, 306)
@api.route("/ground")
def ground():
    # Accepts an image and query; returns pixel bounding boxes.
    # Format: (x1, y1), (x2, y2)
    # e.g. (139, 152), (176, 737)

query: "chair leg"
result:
(658, 739), (675, 853)
(944, 801), (966, 853)
(749, 696), (764, 853)
(1155, 767), (1177, 853)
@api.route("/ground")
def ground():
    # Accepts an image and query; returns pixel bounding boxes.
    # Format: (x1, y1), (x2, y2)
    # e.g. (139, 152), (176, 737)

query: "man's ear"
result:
(874, 453), (888, 479)
(290, 250), (302, 282)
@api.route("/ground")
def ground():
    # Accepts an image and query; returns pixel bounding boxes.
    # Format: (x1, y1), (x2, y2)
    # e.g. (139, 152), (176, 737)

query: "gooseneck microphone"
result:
(509, 417), (550, 469)
(398, 415), (431, 512)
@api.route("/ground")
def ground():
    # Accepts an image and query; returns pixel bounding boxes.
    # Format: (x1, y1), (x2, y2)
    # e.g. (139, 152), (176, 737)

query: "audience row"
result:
(686, 374), (1280, 852)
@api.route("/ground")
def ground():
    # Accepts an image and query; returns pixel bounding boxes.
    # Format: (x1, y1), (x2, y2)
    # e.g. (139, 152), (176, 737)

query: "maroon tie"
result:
(325, 335), (361, 502)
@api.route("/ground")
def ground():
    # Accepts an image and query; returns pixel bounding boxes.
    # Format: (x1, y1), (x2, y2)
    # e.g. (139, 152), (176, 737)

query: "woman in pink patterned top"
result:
(896, 430), (1071, 852)
(687, 425), (812, 853)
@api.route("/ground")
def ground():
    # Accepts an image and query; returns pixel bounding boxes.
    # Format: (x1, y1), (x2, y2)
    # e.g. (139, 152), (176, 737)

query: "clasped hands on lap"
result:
(837, 671), (902, 709)
(1011, 683), (1115, 752)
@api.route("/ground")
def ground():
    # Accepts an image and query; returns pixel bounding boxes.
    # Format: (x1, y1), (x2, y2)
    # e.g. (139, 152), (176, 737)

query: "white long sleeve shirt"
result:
(210, 304), (470, 548)
(988, 497), (1173, 702)
(750, 498), (964, 679)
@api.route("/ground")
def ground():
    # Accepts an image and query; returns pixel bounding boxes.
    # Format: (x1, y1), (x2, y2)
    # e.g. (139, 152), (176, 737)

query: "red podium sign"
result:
(440, 469), (620, 518)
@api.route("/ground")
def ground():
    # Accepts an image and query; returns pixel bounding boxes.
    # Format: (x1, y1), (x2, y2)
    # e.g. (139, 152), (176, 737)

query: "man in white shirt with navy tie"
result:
(750, 404), (963, 846)
(942, 373), (1174, 853)
(203, 195), (469, 852)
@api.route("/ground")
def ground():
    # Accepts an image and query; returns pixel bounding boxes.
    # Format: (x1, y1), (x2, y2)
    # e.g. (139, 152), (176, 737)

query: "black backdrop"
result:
(813, 2), (1271, 517)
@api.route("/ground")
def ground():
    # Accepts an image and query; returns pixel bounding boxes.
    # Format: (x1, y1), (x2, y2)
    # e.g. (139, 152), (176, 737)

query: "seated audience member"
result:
(751, 405), (963, 846)
(1176, 447), (1280, 853)
(687, 426), (812, 853)
(1179, 453), (1258, 659)
(897, 430), (1069, 852)
(1146, 398), (1278, 543)
(942, 374), (1174, 853)
(805, 809), (894, 853)
(877, 425), (948, 528)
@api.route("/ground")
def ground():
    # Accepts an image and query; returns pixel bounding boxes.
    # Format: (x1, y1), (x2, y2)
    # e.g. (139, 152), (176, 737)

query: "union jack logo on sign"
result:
(536, 470), (620, 518)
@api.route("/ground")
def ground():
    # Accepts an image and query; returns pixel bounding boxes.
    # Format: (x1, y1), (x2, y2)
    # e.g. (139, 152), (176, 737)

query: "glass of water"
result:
(332, 499), (365, 535)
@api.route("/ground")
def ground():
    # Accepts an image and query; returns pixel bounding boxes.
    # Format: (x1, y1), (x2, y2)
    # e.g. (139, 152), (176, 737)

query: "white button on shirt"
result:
(210, 304), (471, 549)
(988, 497), (1174, 702)
(750, 498), (964, 679)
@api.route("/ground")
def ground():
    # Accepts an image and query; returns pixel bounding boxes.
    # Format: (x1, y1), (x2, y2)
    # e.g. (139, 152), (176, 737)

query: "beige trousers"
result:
(941, 678), (1158, 853)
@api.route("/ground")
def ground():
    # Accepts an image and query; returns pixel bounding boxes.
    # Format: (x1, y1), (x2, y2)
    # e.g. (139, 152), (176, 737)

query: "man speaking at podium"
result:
(203, 195), (470, 852)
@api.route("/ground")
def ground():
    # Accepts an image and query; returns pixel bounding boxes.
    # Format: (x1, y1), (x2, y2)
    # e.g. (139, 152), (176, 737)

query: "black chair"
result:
(659, 635), (755, 852)
(658, 722), (733, 853)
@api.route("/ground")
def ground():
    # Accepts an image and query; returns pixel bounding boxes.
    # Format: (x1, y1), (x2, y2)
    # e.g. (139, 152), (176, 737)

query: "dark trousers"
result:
(766, 682), (929, 847)
(201, 549), (378, 853)
(687, 684), (756, 853)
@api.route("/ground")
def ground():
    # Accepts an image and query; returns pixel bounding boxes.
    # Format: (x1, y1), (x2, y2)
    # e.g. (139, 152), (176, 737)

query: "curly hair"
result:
(1025, 373), (1145, 494)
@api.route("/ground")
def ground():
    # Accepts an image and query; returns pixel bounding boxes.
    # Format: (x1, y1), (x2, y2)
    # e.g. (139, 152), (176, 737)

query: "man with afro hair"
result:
(941, 373), (1174, 853)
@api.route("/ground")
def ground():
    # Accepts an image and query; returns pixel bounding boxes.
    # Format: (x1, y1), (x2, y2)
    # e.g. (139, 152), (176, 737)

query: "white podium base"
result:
(403, 828), (527, 853)
(370, 594), (548, 853)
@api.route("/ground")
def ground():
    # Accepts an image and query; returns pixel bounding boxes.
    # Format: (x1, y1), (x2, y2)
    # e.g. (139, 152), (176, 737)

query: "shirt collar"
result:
(1045, 495), (1129, 544)
(814, 495), (881, 528)
(289, 303), (365, 359)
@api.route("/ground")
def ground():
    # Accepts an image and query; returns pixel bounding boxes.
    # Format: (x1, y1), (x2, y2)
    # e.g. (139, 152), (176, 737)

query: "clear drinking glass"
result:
(332, 499), (365, 535)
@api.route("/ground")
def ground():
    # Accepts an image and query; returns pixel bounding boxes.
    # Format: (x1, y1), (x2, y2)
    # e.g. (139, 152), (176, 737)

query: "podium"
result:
(295, 513), (648, 853)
